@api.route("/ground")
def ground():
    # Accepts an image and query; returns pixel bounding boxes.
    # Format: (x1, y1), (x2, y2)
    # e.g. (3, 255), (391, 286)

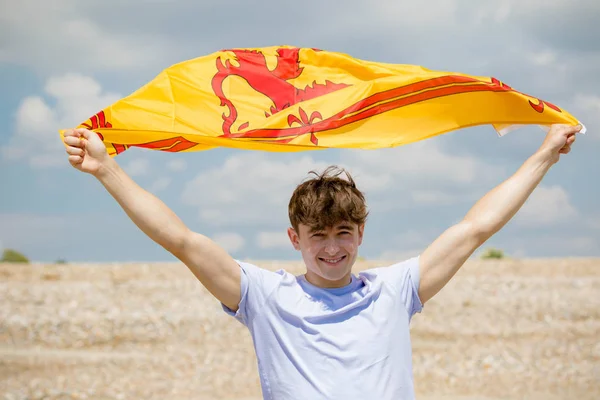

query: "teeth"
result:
(323, 257), (343, 263)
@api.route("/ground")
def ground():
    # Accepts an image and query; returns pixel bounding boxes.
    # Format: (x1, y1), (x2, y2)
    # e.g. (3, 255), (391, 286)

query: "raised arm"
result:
(417, 123), (582, 304)
(63, 128), (241, 311)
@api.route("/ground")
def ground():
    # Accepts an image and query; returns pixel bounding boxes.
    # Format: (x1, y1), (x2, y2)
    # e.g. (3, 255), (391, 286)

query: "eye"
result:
(311, 233), (325, 238)
(339, 231), (351, 236)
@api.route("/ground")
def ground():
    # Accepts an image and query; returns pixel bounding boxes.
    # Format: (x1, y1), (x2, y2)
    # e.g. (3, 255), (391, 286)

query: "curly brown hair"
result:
(288, 165), (369, 233)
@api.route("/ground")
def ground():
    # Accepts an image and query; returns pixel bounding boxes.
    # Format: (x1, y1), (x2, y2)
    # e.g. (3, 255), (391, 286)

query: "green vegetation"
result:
(1, 249), (29, 263)
(480, 248), (505, 260)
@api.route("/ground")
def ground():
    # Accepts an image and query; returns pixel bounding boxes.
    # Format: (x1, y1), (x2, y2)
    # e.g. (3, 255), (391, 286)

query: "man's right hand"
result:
(63, 128), (110, 175)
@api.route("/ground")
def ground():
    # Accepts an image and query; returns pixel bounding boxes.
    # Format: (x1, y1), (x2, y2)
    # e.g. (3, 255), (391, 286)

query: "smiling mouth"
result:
(319, 255), (347, 265)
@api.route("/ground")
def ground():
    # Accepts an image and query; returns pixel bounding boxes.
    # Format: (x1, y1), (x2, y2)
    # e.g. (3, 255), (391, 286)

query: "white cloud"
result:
(180, 138), (508, 228)
(516, 185), (577, 227)
(585, 215), (600, 230)
(377, 249), (423, 262)
(257, 231), (292, 250)
(465, 0), (595, 28)
(0, 2), (173, 74)
(347, 141), (501, 187)
(212, 232), (245, 253)
(394, 229), (431, 245)
(527, 50), (558, 67)
(363, 0), (460, 29)
(1, 74), (120, 168)
(411, 190), (465, 206)
(123, 159), (150, 177)
(16, 97), (57, 134)
(181, 152), (391, 227)
(181, 153), (331, 226)
(575, 94), (600, 111)
(573, 94), (600, 138)
(167, 159), (187, 172)
(149, 177), (172, 193)
(472, 2), (512, 24)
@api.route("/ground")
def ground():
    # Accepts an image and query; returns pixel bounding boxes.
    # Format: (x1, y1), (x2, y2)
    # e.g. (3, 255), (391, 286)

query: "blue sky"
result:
(1, 0), (599, 262)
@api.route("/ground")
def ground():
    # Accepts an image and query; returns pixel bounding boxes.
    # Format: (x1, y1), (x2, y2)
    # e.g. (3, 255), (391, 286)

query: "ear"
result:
(287, 227), (301, 251)
(357, 224), (365, 246)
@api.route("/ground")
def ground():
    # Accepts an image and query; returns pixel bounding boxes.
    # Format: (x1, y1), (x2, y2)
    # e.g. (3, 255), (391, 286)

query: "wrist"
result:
(94, 156), (119, 181)
(532, 148), (558, 169)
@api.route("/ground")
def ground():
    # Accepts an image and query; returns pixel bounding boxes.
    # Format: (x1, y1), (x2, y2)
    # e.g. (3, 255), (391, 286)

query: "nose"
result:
(324, 239), (340, 255)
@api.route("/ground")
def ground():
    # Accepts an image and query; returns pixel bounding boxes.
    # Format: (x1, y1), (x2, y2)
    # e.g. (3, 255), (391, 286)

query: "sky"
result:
(1, 0), (599, 263)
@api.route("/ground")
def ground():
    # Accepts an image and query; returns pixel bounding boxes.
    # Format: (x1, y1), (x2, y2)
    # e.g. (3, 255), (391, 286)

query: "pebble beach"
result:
(1, 258), (599, 399)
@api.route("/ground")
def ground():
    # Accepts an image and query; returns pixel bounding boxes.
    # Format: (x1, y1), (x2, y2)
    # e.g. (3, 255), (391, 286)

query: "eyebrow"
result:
(308, 224), (354, 234)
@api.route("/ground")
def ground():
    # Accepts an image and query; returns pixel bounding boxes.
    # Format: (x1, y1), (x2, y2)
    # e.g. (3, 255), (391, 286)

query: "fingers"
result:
(63, 128), (95, 139)
(63, 128), (82, 138)
(68, 155), (83, 165)
(75, 128), (96, 139)
(553, 123), (583, 135)
(64, 135), (85, 148)
(66, 145), (84, 157)
(557, 132), (576, 154)
(560, 146), (571, 154)
(560, 138), (574, 154)
(569, 124), (583, 135)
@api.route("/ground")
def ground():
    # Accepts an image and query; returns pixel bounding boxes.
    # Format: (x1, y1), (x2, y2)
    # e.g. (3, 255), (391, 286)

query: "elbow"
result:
(170, 230), (211, 262)
(461, 218), (497, 245)
(167, 228), (194, 259)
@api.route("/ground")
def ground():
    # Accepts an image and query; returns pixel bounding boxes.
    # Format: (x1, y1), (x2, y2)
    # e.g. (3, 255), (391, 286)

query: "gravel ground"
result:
(1, 258), (599, 399)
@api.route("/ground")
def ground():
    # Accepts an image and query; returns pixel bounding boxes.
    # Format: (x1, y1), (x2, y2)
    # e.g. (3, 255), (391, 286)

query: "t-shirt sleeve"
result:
(372, 256), (423, 320)
(221, 261), (281, 326)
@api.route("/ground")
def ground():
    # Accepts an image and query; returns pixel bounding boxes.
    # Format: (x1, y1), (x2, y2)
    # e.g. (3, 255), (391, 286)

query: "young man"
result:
(63, 123), (581, 399)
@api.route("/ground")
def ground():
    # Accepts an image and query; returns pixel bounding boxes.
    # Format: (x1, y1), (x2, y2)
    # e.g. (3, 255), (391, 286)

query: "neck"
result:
(304, 271), (352, 288)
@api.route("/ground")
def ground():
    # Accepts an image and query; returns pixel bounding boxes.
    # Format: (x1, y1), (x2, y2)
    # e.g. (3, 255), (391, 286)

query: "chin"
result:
(318, 260), (353, 280)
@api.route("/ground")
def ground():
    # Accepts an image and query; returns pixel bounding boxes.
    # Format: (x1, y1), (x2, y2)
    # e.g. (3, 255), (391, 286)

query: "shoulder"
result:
(360, 256), (424, 318)
(224, 261), (296, 322)
(236, 260), (289, 276)
(360, 256), (420, 281)
(236, 260), (294, 289)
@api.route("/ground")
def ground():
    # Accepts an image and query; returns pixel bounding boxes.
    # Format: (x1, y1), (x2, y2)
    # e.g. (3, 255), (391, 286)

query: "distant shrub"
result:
(1, 249), (29, 263)
(55, 258), (68, 264)
(481, 248), (505, 260)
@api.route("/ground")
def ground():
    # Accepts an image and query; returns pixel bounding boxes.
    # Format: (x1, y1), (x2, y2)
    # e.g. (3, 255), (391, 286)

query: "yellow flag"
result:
(60, 46), (583, 157)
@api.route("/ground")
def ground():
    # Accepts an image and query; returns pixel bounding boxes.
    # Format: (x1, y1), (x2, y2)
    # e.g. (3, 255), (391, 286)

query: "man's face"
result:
(287, 221), (364, 288)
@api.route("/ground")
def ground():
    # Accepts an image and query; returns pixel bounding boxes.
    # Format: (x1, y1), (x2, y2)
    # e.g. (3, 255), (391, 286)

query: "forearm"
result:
(464, 149), (554, 237)
(95, 158), (189, 254)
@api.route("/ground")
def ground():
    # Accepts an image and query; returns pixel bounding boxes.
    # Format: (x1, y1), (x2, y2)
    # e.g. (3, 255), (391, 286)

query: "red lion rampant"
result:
(211, 47), (350, 144)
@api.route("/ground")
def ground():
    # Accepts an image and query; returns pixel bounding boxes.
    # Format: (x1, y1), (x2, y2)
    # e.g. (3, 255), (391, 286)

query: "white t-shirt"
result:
(222, 256), (423, 400)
